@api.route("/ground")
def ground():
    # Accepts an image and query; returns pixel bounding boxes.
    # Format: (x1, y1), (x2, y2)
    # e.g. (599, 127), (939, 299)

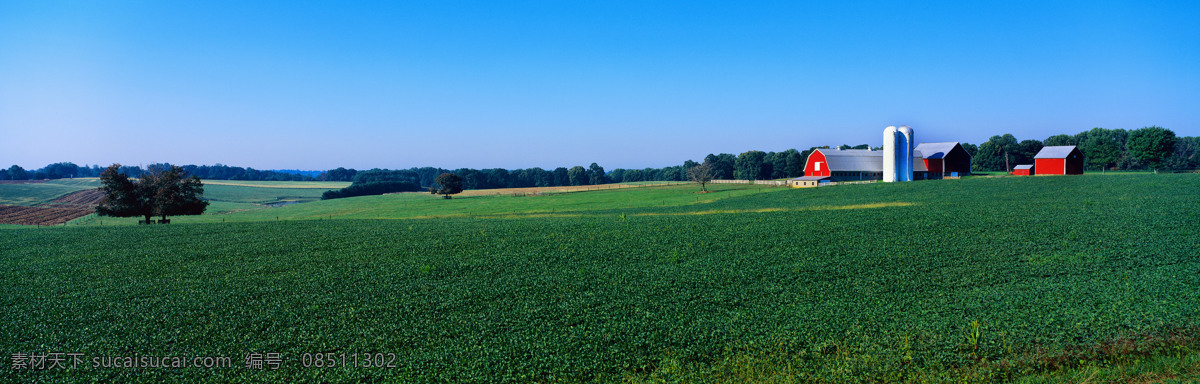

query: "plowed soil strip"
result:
(0, 205), (94, 226)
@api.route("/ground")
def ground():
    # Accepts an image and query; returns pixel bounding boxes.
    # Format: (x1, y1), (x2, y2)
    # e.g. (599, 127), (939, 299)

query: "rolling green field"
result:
(0, 179), (97, 206)
(2, 174), (1198, 382)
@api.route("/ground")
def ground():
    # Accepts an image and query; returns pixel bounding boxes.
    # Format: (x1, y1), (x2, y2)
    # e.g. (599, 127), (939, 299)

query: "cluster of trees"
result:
(320, 169), (423, 200)
(972, 127), (1195, 172)
(0, 163), (317, 181)
(96, 164), (209, 223)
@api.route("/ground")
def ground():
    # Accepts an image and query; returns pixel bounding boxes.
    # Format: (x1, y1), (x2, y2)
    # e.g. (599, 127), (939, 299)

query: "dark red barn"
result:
(1034, 146), (1084, 175)
(915, 142), (972, 178)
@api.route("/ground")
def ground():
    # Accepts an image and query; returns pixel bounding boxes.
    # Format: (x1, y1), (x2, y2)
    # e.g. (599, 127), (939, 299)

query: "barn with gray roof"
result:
(914, 142), (973, 177)
(802, 148), (931, 182)
(1033, 146), (1084, 175)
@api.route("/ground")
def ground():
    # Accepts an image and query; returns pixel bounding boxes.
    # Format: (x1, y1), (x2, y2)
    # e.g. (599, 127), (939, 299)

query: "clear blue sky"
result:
(2, 1), (1197, 171)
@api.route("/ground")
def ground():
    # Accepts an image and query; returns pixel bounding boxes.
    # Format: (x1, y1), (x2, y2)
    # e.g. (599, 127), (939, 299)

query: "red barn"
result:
(1033, 146), (1084, 175)
(1012, 164), (1033, 176)
(803, 148), (927, 181)
(914, 142), (972, 178)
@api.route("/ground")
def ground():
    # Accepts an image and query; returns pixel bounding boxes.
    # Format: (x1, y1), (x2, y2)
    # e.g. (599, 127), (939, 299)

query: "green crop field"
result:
(0, 179), (98, 206)
(3, 174), (1198, 382)
(75, 182), (776, 225)
(195, 182), (347, 214)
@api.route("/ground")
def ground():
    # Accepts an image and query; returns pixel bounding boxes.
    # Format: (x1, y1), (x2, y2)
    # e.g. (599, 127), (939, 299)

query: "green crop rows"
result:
(2, 174), (1198, 382)
(0, 179), (97, 206)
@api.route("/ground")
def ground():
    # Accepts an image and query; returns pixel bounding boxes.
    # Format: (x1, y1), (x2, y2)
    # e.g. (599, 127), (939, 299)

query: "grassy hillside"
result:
(2, 174), (1198, 382)
(197, 182), (347, 214)
(0, 179), (98, 206)
(74, 182), (771, 225)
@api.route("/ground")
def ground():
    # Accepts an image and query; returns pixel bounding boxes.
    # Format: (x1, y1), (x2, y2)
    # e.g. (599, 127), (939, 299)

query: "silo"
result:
(898, 126), (914, 181)
(882, 126), (898, 182)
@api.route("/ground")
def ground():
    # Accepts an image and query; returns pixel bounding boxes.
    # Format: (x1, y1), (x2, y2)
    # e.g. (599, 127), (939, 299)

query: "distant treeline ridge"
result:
(3, 127), (1196, 187)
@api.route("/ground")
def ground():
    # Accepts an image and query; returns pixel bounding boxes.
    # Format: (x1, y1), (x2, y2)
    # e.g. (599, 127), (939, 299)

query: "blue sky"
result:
(2, 1), (1197, 170)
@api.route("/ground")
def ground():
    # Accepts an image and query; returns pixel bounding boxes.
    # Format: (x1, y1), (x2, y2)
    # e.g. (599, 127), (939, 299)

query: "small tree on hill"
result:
(96, 164), (208, 223)
(434, 173), (464, 199)
(687, 163), (715, 193)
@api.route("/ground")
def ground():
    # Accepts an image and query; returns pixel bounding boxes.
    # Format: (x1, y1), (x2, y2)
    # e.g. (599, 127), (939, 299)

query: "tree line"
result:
(0, 163), (317, 182)
(971, 127), (1195, 172)
(5, 126), (1195, 186)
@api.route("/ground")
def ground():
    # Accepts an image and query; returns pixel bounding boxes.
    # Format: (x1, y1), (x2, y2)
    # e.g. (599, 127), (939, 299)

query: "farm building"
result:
(788, 176), (830, 188)
(1012, 164), (1034, 176)
(1034, 146), (1084, 175)
(803, 148), (929, 182)
(914, 142), (972, 177)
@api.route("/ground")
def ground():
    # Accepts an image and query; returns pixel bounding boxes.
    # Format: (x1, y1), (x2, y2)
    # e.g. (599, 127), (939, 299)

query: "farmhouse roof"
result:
(1014, 164), (1033, 170)
(1034, 146), (1079, 159)
(820, 149), (884, 172)
(790, 176), (830, 181)
(817, 149), (929, 172)
(913, 142), (959, 159)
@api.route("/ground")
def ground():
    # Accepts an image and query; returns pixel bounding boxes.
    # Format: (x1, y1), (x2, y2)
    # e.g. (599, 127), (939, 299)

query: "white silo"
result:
(898, 126), (914, 181)
(882, 126), (898, 182)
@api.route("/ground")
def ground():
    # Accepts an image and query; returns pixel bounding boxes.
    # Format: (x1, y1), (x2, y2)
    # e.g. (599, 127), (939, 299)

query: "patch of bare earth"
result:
(0, 189), (105, 225)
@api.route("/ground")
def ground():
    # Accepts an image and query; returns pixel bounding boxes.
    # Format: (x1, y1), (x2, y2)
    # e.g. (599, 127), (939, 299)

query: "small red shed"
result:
(1012, 164), (1034, 176)
(1033, 146), (1084, 175)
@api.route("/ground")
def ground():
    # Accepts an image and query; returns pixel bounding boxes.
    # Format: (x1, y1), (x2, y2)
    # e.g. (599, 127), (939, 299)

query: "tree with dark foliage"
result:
(434, 173), (464, 199)
(97, 164), (208, 224)
(1127, 126), (1177, 173)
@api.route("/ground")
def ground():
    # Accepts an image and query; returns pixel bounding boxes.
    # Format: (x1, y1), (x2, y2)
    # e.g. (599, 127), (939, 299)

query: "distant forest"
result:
(3, 127), (1196, 189)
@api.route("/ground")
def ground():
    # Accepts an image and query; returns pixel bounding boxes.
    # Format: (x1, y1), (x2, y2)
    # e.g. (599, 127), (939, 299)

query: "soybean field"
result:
(2, 174), (1198, 382)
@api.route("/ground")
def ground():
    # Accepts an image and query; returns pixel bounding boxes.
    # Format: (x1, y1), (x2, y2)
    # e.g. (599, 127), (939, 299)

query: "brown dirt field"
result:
(453, 182), (686, 197)
(39, 189), (105, 207)
(0, 205), (93, 226)
(0, 189), (104, 225)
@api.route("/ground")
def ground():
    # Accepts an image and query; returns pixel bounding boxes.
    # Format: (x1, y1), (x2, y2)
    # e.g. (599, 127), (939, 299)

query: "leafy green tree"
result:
(704, 153), (736, 179)
(321, 167), (358, 182)
(735, 150), (767, 180)
(97, 164), (208, 223)
(960, 143), (978, 159)
(1127, 127), (1177, 173)
(353, 169), (420, 186)
(434, 173), (464, 199)
(974, 134), (1019, 172)
(1043, 134), (1074, 147)
(97, 165), (152, 222)
(781, 149), (804, 178)
(552, 167), (569, 186)
(608, 169), (626, 183)
(43, 162), (80, 179)
(567, 166), (588, 186)
(7, 165), (28, 180)
(588, 163), (607, 185)
(1164, 136), (1200, 170)
(321, 181), (419, 200)
(146, 165), (209, 221)
(623, 169), (643, 182)
(1015, 139), (1043, 165)
(1080, 128), (1127, 171)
